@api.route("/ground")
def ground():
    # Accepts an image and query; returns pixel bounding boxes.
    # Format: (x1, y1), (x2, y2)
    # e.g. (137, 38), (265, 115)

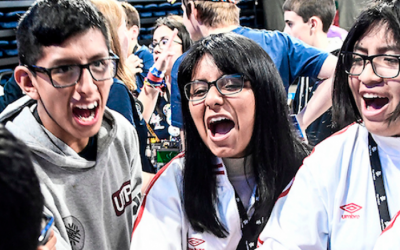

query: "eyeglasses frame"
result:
(24, 52), (120, 88)
(149, 38), (182, 53)
(342, 51), (400, 79)
(184, 73), (245, 102)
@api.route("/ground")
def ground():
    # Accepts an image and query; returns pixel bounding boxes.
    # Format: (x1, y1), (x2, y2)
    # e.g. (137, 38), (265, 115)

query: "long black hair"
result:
(178, 33), (310, 237)
(332, 0), (400, 129)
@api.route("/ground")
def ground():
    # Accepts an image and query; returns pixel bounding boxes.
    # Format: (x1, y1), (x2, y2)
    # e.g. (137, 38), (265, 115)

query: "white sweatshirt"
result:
(257, 123), (400, 250)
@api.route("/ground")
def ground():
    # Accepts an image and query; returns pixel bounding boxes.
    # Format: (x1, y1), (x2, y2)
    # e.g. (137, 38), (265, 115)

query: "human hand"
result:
(37, 230), (56, 250)
(153, 28), (179, 73)
(126, 54), (143, 77)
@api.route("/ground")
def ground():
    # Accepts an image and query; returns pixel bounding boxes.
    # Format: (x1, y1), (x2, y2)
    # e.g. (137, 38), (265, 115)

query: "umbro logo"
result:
(340, 203), (362, 219)
(188, 238), (205, 250)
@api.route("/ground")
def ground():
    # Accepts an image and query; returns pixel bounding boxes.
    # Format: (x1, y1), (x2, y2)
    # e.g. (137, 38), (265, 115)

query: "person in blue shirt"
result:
(121, 2), (154, 91)
(169, 0), (337, 134)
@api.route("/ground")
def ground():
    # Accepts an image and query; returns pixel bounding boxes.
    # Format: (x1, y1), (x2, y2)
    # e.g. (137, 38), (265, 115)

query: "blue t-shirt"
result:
(170, 26), (330, 128)
(134, 45), (154, 91)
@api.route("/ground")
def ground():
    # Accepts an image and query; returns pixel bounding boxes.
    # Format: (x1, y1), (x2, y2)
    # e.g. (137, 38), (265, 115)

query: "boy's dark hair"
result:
(121, 2), (141, 30)
(282, 0), (336, 33)
(0, 124), (44, 250)
(178, 33), (310, 237)
(17, 0), (110, 66)
(333, 0), (400, 129)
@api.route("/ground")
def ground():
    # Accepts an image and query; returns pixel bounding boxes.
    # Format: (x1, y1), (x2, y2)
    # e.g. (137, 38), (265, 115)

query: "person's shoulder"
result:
(305, 123), (365, 165)
(135, 45), (153, 62)
(136, 45), (152, 55)
(104, 107), (135, 136)
(111, 78), (129, 90)
(144, 152), (185, 196)
(171, 52), (187, 72)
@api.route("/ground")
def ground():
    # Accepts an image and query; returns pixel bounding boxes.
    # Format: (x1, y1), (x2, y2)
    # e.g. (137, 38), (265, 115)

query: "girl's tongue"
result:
(211, 120), (235, 136)
(364, 97), (389, 110)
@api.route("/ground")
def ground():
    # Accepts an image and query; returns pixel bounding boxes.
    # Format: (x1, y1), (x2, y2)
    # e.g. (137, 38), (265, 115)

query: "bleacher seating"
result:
(0, 0), (262, 71)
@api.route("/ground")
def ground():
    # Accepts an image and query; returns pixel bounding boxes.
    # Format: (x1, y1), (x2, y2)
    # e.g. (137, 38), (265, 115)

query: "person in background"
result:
(138, 15), (191, 172)
(262, 0), (285, 31)
(121, 2), (154, 92)
(283, 0), (343, 52)
(91, 0), (156, 191)
(169, 0), (337, 140)
(337, 0), (367, 31)
(257, 0), (400, 249)
(0, 0), (142, 248)
(0, 124), (56, 250)
(131, 33), (310, 250)
(283, 0), (342, 145)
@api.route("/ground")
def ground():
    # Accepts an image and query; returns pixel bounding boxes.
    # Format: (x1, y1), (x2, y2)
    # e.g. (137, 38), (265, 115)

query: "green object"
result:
(156, 148), (179, 164)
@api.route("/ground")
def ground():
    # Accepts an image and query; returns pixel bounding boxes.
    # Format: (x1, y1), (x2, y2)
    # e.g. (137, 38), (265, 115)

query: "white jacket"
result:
(373, 210), (400, 250)
(257, 123), (400, 250)
(131, 154), (258, 250)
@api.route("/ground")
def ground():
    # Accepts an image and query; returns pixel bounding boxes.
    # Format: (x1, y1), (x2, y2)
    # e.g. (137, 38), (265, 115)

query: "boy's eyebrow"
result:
(46, 52), (109, 67)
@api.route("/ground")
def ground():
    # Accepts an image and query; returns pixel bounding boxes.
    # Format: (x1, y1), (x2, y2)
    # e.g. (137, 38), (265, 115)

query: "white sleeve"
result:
(373, 210), (400, 250)
(257, 162), (330, 250)
(130, 160), (186, 250)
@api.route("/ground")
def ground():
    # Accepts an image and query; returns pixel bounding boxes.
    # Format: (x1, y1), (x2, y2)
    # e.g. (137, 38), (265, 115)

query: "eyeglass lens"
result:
(51, 59), (117, 87)
(150, 39), (168, 52)
(344, 53), (400, 78)
(185, 75), (244, 101)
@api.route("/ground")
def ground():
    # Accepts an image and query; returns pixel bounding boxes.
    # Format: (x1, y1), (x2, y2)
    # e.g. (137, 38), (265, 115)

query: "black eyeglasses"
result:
(184, 74), (245, 102)
(25, 53), (119, 88)
(342, 51), (400, 78)
(149, 38), (182, 53)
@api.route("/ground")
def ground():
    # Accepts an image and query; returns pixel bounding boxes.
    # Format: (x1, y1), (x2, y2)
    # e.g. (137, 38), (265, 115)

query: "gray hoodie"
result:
(1, 96), (142, 250)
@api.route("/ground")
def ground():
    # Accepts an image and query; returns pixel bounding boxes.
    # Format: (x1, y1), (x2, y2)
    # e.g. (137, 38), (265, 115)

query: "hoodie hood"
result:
(1, 96), (118, 170)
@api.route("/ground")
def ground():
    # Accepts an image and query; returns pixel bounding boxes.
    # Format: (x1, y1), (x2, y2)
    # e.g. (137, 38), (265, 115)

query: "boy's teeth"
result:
(76, 101), (98, 110)
(79, 110), (95, 121)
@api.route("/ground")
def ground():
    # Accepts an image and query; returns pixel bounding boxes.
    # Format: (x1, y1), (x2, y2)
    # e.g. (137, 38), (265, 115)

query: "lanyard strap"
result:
(234, 188), (266, 250)
(368, 133), (391, 230)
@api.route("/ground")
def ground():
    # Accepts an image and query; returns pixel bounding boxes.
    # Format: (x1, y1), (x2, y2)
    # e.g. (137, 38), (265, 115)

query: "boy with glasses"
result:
(0, 0), (142, 249)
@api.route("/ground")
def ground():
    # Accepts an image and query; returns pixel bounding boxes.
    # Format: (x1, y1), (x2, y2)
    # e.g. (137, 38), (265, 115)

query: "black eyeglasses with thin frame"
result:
(184, 73), (245, 102)
(342, 51), (400, 78)
(149, 38), (182, 53)
(24, 53), (119, 88)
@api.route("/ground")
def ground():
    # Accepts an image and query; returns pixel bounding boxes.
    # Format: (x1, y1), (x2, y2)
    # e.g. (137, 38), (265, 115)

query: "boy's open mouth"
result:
(72, 101), (98, 122)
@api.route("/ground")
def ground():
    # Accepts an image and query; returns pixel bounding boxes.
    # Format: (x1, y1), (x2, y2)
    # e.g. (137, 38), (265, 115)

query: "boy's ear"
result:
(129, 25), (140, 40)
(188, 2), (198, 21)
(14, 66), (40, 100)
(309, 16), (321, 33)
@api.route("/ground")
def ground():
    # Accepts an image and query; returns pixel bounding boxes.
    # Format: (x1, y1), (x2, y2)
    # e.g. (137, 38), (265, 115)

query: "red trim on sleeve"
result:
(381, 210), (400, 235)
(131, 152), (185, 237)
(257, 237), (264, 246)
(275, 123), (356, 201)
